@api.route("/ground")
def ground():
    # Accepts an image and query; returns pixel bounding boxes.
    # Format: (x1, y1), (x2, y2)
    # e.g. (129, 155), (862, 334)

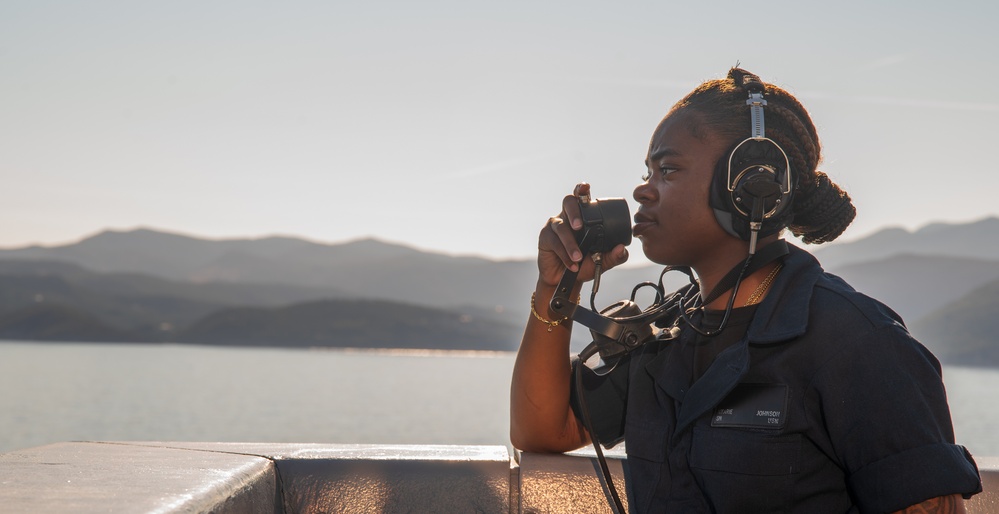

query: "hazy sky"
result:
(3, 0), (997, 263)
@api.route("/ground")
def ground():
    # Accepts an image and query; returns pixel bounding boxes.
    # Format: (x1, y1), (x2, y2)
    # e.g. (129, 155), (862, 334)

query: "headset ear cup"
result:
(734, 169), (783, 219)
(710, 139), (795, 241)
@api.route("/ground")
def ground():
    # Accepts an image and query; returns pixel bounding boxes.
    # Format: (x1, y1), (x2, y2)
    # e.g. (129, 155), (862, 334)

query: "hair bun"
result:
(789, 172), (856, 244)
(728, 67), (765, 92)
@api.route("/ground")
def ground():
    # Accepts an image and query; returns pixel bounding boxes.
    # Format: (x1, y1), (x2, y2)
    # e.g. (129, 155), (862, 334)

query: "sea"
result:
(2, 341), (998, 459)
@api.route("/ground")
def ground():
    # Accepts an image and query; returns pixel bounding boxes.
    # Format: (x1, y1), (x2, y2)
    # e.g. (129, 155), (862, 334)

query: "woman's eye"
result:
(659, 167), (678, 177)
(642, 167), (678, 181)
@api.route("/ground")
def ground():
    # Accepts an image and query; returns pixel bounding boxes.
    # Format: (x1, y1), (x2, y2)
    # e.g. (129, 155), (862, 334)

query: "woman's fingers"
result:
(550, 212), (582, 268)
(600, 244), (630, 271)
(539, 182), (634, 286)
(564, 183), (590, 230)
(540, 216), (578, 271)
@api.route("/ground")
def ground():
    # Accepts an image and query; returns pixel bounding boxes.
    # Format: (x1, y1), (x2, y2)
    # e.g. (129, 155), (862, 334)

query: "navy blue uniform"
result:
(571, 244), (981, 513)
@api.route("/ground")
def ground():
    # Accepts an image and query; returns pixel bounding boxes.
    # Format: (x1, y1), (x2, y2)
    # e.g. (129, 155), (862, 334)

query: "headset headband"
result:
(736, 72), (767, 137)
(748, 90), (766, 139)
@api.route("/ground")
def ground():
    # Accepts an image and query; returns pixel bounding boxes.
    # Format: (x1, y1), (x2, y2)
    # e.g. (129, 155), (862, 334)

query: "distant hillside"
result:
(0, 292), (522, 351)
(0, 260), (350, 339)
(176, 299), (521, 351)
(814, 216), (999, 269)
(0, 228), (680, 332)
(0, 259), (350, 308)
(0, 229), (366, 281)
(910, 277), (999, 367)
(0, 229), (538, 325)
(0, 255), (680, 350)
(0, 260), (522, 350)
(828, 254), (999, 322)
(0, 303), (140, 343)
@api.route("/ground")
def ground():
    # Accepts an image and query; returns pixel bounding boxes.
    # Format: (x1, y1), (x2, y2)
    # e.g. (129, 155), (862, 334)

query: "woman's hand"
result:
(513, 182), (631, 453)
(537, 183), (630, 289)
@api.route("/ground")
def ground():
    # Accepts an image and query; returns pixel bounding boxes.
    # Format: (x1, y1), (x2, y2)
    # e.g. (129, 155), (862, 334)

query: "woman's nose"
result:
(634, 180), (656, 204)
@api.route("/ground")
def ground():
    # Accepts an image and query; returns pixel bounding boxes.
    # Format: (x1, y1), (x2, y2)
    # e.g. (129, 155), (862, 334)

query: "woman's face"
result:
(632, 111), (738, 267)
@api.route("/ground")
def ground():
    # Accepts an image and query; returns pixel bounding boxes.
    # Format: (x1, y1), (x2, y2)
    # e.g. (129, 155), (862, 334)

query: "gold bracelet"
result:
(531, 291), (571, 332)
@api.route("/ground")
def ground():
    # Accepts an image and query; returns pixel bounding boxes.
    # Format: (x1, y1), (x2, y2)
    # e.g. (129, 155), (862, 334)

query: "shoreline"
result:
(0, 339), (517, 357)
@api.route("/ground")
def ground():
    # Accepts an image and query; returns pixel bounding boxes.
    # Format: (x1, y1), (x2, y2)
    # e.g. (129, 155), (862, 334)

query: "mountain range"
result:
(1, 217), (998, 362)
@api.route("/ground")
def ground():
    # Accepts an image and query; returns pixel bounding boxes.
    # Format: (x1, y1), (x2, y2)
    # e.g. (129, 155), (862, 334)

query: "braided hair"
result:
(668, 68), (856, 244)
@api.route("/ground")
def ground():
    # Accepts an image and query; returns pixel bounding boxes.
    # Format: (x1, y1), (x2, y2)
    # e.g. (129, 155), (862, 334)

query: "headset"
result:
(709, 71), (796, 254)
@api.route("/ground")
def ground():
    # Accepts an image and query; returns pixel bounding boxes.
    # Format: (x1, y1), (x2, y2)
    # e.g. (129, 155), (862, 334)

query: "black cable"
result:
(675, 240), (789, 337)
(573, 266), (693, 514)
(571, 265), (697, 514)
(575, 350), (626, 514)
(679, 254), (753, 337)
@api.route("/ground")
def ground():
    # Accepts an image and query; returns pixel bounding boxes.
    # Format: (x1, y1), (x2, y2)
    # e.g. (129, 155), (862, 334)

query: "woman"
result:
(510, 68), (981, 513)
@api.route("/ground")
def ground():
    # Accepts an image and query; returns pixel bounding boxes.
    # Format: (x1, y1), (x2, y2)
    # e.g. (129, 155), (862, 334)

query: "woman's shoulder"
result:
(811, 270), (906, 330)
(795, 270), (941, 369)
(785, 243), (907, 331)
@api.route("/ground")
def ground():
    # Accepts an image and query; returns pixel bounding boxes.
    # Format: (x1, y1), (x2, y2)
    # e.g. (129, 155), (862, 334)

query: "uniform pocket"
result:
(690, 426), (800, 475)
(690, 427), (801, 513)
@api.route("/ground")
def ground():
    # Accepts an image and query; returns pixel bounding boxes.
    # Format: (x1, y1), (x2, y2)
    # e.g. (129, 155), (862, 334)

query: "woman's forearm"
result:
(510, 281), (589, 453)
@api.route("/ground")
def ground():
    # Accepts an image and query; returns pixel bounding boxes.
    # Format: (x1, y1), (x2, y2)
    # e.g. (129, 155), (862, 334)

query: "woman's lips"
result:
(633, 214), (656, 237)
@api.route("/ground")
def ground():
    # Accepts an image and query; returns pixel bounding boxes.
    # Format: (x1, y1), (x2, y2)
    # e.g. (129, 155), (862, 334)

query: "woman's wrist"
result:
(530, 291), (570, 332)
(534, 280), (582, 321)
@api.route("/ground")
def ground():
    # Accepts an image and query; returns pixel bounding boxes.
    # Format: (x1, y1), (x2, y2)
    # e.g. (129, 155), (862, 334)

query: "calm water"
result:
(2, 341), (998, 459)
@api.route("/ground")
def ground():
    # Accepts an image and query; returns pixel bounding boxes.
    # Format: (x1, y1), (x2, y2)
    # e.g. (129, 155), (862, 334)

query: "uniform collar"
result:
(745, 243), (821, 345)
